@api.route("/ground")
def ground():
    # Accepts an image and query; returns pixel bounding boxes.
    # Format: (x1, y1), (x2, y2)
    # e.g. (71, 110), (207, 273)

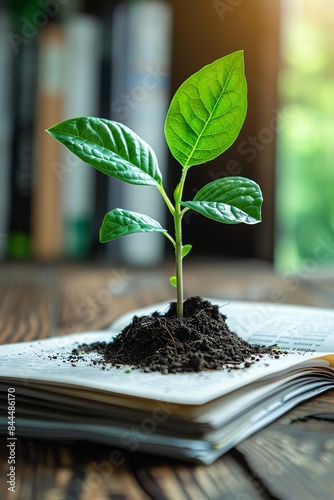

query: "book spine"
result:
(0, 11), (13, 259)
(61, 14), (102, 259)
(93, 9), (115, 258)
(7, 30), (38, 259)
(109, 0), (173, 266)
(31, 23), (64, 260)
(105, 1), (129, 263)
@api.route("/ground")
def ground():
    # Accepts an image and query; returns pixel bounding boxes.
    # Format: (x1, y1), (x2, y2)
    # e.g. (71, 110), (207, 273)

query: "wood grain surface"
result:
(0, 260), (334, 500)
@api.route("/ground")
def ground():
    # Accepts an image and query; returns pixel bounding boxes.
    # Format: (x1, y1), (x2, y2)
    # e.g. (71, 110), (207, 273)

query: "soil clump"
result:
(70, 296), (284, 374)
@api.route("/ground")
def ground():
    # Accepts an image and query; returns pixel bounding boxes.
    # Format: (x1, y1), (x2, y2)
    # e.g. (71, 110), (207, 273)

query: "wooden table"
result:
(1, 260), (334, 499)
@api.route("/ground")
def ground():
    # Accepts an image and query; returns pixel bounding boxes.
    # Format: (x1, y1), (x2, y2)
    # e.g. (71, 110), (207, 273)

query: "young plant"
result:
(47, 51), (262, 318)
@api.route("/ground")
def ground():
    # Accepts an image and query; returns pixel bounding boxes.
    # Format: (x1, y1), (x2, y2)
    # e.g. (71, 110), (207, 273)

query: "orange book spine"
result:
(32, 23), (64, 260)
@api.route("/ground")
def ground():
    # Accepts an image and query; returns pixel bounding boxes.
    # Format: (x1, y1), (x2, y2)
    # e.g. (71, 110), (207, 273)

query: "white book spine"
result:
(61, 15), (102, 257)
(110, 0), (172, 266)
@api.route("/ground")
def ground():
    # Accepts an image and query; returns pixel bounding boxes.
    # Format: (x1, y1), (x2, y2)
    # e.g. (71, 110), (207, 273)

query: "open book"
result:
(0, 300), (333, 464)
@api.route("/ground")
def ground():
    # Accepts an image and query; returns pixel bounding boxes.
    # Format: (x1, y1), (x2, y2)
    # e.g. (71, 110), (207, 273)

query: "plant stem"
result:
(158, 185), (175, 216)
(174, 209), (183, 317)
(158, 182), (182, 315)
(173, 167), (188, 318)
(163, 231), (176, 247)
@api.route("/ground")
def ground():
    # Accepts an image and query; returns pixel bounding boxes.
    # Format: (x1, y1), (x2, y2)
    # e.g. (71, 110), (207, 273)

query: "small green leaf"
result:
(182, 244), (192, 258)
(165, 51), (247, 168)
(47, 117), (162, 186)
(170, 276), (177, 287)
(99, 209), (166, 243)
(181, 177), (262, 225)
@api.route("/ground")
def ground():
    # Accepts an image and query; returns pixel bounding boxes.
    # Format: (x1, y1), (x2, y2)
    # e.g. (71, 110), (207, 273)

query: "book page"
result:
(222, 301), (334, 353)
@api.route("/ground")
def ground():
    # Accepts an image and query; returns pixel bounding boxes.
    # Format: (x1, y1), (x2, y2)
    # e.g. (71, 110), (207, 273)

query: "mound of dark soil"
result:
(70, 296), (283, 374)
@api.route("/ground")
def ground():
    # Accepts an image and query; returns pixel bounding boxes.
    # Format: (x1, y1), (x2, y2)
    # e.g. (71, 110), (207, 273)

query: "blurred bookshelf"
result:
(0, 0), (281, 265)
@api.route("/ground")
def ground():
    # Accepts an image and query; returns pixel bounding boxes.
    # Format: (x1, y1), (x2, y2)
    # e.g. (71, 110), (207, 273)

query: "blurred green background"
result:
(276, 0), (334, 272)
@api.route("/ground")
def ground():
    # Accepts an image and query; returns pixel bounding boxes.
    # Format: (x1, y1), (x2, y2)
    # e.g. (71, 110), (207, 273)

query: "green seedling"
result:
(47, 51), (262, 318)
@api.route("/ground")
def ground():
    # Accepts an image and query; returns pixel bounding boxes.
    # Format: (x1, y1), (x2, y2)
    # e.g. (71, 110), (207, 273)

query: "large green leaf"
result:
(99, 209), (166, 243)
(181, 177), (262, 224)
(164, 51), (247, 168)
(47, 117), (162, 186)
